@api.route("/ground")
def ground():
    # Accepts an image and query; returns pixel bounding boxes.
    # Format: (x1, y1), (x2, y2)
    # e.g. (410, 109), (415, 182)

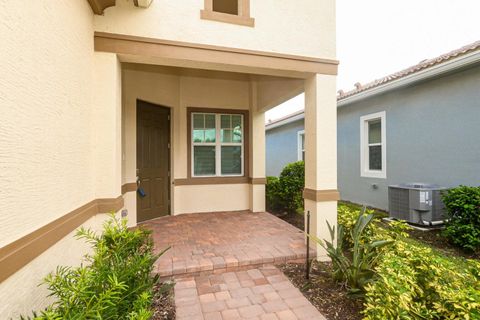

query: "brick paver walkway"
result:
(175, 265), (326, 320)
(142, 211), (326, 319)
(142, 211), (315, 278)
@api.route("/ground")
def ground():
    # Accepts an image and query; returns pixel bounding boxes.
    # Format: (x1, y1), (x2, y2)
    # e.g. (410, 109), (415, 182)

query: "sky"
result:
(265, 0), (480, 122)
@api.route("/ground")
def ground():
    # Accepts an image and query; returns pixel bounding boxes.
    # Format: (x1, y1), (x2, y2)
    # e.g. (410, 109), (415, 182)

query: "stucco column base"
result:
(304, 199), (337, 260)
(249, 184), (266, 212)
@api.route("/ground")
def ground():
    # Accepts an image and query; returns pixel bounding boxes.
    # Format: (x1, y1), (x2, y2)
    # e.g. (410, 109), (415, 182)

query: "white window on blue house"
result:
(360, 111), (386, 178)
(297, 130), (305, 161)
(192, 112), (244, 177)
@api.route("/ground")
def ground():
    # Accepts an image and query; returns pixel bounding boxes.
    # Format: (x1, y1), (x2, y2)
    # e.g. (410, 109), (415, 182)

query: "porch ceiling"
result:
(122, 62), (305, 112)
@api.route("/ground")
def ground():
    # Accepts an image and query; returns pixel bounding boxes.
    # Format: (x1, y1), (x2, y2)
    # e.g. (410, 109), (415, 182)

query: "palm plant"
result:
(309, 207), (393, 296)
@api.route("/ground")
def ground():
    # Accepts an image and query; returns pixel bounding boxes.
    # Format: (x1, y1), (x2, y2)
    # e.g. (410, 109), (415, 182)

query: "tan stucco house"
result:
(0, 0), (338, 316)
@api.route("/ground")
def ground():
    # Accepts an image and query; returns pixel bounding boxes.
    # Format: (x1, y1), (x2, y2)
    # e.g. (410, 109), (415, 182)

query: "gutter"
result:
(338, 50), (480, 107)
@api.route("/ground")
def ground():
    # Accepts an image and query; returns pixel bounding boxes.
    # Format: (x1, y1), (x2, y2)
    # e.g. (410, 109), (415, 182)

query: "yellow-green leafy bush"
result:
(337, 203), (404, 248)
(363, 239), (480, 320)
(337, 204), (381, 248)
(337, 204), (480, 319)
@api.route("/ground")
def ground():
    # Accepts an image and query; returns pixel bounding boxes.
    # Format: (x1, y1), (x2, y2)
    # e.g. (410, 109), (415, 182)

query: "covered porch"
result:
(93, 32), (339, 260)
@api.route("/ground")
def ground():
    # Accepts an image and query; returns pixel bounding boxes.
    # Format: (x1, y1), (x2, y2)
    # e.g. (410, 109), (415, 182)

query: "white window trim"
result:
(191, 112), (244, 178)
(297, 130), (305, 161)
(360, 111), (386, 179)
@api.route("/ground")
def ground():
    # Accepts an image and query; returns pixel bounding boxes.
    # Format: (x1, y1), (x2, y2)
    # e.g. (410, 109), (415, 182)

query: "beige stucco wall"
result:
(0, 0), (95, 247)
(94, 0), (336, 60)
(0, 213), (115, 319)
(122, 65), (262, 216)
(93, 52), (123, 199)
(174, 184), (251, 213)
(0, 1), (127, 316)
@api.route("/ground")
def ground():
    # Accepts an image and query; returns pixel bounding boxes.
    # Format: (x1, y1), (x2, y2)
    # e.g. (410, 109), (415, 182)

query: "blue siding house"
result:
(265, 110), (305, 176)
(266, 41), (480, 210)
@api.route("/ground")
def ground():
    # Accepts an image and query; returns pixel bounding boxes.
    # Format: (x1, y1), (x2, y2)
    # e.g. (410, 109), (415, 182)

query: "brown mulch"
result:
(152, 280), (176, 320)
(272, 211), (305, 230)
(280, 262), (363, 320)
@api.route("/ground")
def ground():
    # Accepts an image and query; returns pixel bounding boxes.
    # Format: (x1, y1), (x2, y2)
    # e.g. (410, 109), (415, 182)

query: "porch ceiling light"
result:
(88, 0), (153, 15)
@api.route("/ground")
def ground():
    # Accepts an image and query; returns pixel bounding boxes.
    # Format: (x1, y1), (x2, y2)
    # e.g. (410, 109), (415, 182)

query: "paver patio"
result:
(142, 211), (315, 278)
(175, 265), (326, 320)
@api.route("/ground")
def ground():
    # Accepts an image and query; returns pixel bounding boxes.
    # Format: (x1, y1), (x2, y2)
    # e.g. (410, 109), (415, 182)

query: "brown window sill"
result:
(174, 177), (250, 185)
(200, 10), (255, 27)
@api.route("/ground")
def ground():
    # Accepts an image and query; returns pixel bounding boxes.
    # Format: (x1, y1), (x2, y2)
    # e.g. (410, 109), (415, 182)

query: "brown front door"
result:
(136, 100), (170, 222)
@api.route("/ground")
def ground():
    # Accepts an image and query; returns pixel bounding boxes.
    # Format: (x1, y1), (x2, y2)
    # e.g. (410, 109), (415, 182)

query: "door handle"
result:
(136, 176), (147, 198)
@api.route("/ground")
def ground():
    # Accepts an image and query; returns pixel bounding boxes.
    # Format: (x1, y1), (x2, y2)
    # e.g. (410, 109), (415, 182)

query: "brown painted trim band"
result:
(121, 182), (137, 194)
(174, 177), (249, 186)
(249, 177), (267, 185)
(0, 196), (124, 284)
(303, 188), (340, 202)
(87, 0), (116, 15)
(94, 32), (339, 76)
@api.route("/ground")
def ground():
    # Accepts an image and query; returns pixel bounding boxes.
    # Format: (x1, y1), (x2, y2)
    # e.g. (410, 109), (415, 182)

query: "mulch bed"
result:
(280, 262), (363, 320)
(272, 211), (305, 230)
(152, 280), (176, 320)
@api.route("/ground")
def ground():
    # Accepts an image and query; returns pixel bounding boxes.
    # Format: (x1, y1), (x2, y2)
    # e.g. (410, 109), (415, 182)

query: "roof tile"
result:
(338, 40), (480, 100)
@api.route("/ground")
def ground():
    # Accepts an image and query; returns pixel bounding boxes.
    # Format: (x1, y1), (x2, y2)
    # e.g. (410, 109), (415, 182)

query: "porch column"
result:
(304, 73), (339, 260)
(92, 52), (122, 200)
(249, 83), (266, 212)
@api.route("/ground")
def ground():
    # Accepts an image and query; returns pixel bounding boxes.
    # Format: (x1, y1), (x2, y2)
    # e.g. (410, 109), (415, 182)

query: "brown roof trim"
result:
(94, 32), (339, 77)
(0, 196), (124, 283)
(87, 0), (116, 15)
(338, 40), (480, 101)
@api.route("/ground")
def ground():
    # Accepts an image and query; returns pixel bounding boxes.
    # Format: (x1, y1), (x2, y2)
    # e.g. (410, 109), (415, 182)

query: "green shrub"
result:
(266, 176), (282, 212)
(363, 239), (480, 319)
(22, 215), (167, 320)
(441, 185), (480, 252)
(278, 161), (305, 213)
(311, 208), (394, 296)
(265, 161), (305, 214)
